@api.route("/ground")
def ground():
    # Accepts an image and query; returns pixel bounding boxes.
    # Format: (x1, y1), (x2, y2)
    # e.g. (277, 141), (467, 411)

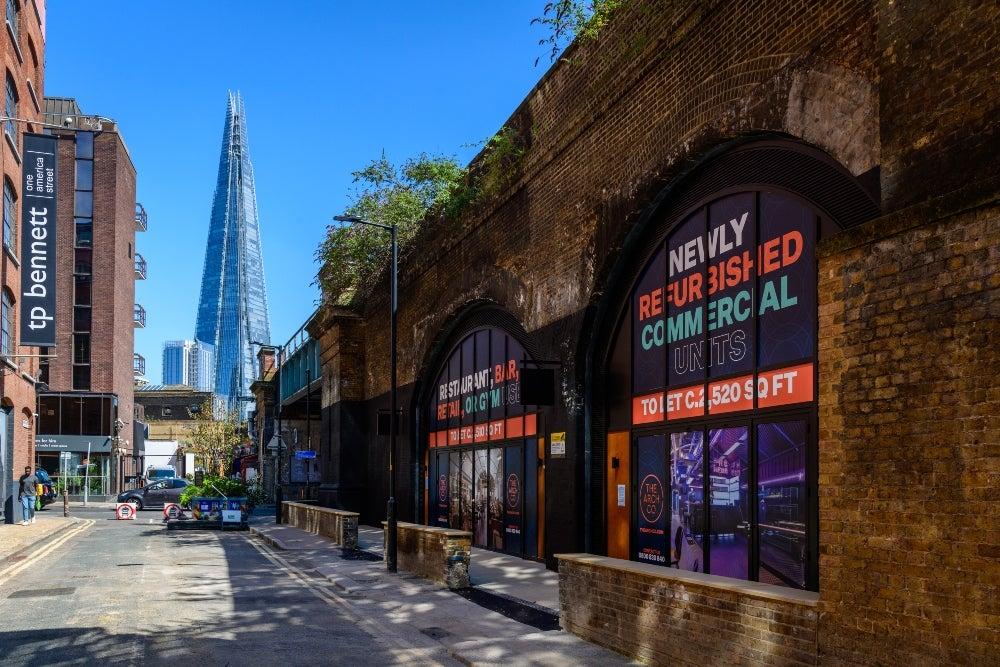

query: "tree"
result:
(315, 153), (466, 301)
(185, 400), (244, 477)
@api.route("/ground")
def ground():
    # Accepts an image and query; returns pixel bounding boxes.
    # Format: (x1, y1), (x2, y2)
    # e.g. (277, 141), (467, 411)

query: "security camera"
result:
(63, 116), (74, 127)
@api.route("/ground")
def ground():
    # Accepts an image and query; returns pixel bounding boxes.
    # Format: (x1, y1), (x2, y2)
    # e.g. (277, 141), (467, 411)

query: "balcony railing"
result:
(135, 203), (148, 232)
(133, 353), (146, 376)
(134, 253), (147, 280)
(133, 304), (146, 328)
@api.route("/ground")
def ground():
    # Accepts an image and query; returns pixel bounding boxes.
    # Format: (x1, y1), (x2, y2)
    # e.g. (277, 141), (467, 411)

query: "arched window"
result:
(611, 189), (823, 591)
(1, 289), (14, 356)
(4, 73), (17, 139)
(3, 178), (15, 251)
(5, 0), (18, 44)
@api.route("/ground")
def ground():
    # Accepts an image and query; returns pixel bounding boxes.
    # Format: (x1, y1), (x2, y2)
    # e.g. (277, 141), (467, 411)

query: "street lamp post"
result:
(333, 214), (398, 573)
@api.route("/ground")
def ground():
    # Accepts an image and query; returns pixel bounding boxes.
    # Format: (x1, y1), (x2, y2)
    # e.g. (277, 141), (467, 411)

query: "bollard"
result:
(275, 487), (283, 524)
(62, 488), (68, 517)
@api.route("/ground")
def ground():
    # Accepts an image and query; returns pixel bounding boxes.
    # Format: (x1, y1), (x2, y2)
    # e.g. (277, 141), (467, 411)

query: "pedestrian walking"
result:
(18, 466), (38, 526)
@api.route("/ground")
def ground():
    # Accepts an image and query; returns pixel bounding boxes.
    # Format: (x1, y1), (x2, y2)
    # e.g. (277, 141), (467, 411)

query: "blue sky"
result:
(45, 2), (554, 383)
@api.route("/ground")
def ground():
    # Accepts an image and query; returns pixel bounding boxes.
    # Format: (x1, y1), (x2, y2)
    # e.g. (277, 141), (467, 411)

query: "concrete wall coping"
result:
(283, 501), (358, 518)
(556, 553), (819, 607)
(382, 521), (472, 539)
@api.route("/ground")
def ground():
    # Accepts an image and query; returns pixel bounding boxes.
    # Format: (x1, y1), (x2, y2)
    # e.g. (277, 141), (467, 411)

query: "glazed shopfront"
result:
(424, 326), (544, 560)
(601, 186), (829, 592)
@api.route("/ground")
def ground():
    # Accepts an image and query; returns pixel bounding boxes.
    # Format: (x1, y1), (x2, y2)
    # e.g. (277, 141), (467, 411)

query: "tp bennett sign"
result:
(20, 133), (58, 347)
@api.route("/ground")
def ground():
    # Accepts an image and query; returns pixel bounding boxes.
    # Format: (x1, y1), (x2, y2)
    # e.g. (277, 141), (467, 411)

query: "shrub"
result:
(179, 476), (247, 508)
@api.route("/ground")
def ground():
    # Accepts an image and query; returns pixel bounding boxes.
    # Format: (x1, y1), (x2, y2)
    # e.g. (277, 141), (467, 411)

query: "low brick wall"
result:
(282, 502), (359, 550)
(557, 554), (819, 665)
(383, 521), (471, 589)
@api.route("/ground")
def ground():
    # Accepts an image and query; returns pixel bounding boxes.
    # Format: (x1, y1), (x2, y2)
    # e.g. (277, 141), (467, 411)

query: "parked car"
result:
(117, 478), (190, 510)
(34, 468), (57, 507)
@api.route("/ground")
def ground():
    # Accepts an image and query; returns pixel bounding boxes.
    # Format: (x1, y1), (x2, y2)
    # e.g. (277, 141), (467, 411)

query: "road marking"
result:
(0, 519), (95, 585)
(245, 536), (450, 666)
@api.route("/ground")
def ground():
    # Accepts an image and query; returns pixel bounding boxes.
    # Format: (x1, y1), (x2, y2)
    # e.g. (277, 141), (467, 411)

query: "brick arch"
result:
(576, 135), (879, 553)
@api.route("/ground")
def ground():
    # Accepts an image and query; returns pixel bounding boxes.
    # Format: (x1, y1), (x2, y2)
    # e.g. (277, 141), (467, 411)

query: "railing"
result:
(134, 253), (147, 279)
(133, 303), (146, 328)
(133, 352), (146, 376)
(135, 203), (148, 232)
(50, 474), (111, 497)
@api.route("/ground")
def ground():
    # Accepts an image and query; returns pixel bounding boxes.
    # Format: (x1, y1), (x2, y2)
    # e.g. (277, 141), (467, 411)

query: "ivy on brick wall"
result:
(532, 0), (628, 65)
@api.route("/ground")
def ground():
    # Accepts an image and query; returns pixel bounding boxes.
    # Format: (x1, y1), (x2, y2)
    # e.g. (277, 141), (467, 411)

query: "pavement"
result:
(251, 520), (631, 666)
(0, 508), (84, 562)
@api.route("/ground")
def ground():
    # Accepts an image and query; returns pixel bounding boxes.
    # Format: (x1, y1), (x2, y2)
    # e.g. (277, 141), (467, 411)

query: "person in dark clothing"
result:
(18, 466), (38, 526)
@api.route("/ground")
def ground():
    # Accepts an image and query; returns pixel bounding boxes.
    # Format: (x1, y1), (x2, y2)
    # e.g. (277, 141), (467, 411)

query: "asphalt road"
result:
(0, 507), (445, 666)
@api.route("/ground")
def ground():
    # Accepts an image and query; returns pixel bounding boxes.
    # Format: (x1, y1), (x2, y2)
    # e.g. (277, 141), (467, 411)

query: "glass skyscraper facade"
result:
(194, 92), (270, 412)
(162, 340), (216, 392)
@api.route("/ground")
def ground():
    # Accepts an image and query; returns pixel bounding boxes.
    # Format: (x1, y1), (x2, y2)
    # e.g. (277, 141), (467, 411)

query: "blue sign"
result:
(294, 450), (316, 459)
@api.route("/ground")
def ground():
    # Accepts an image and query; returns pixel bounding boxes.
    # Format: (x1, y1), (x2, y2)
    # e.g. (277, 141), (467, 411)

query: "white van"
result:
(144, 465), (176, 483)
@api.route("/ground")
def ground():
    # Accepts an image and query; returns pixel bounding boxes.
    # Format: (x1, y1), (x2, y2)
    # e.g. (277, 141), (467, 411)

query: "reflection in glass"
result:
(474, 449), (489, 546)
(460, 451), (473, 533)
(489, 448), (504, 550)
(708, 427), (749, 579)
(669, 431), (704, 571)
(757, 421), (808, 589)
(449, 452), (461, 529)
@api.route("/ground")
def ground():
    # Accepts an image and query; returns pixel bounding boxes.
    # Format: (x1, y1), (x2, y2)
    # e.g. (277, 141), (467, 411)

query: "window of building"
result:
(73, 191), (92, 217)
(74, 276), (91, 305)
(74, 218), (92, 248)
(73, 333), (90, 364)
(3, 178), (15, 252)
(0, 289), (12, 356)
(73, 305), (91, 332)
(72, 365), (91, 391)
(5, 0), (18, 43)
(75, 131), (93, 159)
(75, 158), (93, 191)
(38, 345), (48, 386)
(74, 248), (92, 275)
(610, 189), (821, 591)
(4, 73), (16, 141)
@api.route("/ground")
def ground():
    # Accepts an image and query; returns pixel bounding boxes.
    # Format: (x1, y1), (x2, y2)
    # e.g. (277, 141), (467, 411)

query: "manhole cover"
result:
(8, 587), (76, 598)
(420, 627), (451, 640)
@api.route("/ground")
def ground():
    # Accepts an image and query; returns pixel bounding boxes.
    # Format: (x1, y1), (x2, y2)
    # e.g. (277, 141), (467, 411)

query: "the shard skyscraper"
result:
(195, 92), (271, 414)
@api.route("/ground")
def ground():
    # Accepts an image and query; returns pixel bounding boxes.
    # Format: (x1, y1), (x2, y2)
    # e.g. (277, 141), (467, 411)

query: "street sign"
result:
(115, 503), (136, 520)
(266, 434), (287, 453)
(222, 509), (241, 523)
(163, 503), (182, 520)
(294, 450), (316, 459)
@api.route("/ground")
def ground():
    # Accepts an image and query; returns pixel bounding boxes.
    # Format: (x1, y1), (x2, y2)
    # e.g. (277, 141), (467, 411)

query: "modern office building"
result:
(0, 0), (46, 522)
(162, 339), (215, 391)
(34, 96), (144, 495)
(194, 92), (270, 413)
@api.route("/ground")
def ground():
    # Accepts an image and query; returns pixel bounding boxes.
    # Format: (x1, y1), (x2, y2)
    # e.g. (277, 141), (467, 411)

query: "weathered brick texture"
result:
(559, 555), (819, 665)
(383, 521), (471, 589)
(817, 196), (1000, 664)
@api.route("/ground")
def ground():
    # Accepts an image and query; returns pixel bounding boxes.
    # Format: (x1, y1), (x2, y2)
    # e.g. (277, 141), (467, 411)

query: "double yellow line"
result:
(0, 519), (94, 585)
(245, 536), (451, 666)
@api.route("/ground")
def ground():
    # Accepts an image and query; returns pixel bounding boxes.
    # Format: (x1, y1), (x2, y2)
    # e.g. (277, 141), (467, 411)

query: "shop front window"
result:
(616, 189), (820, 591)
(427, 325), (542, 559)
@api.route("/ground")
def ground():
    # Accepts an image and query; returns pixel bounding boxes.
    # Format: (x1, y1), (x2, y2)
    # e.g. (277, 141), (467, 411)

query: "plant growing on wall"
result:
(533, 0), (627, 64)
(316, 153), (466, 300)
(185, 400), (244, 477)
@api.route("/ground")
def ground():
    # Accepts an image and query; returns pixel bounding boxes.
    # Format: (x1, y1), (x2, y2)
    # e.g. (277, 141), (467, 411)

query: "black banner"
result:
(20, 133), (58, 347)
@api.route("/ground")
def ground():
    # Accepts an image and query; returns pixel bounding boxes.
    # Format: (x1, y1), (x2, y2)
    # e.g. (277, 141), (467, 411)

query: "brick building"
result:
(1, 0), (45, 522)
(310, 2), (999, 662)
(33, 97), (144, 496)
